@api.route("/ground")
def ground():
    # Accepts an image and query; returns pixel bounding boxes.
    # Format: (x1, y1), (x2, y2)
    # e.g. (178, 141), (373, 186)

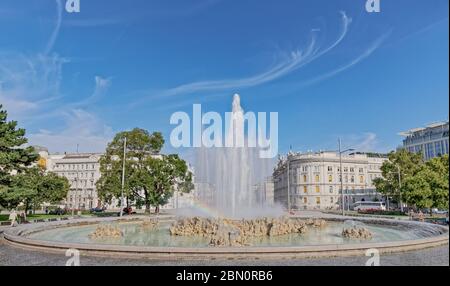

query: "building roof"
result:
(398, 120), (449, 137)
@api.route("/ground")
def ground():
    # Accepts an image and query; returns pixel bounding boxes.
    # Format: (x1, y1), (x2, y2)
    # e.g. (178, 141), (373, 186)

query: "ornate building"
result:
(273, 151), (387, 210)
(45, 153), (103, 210)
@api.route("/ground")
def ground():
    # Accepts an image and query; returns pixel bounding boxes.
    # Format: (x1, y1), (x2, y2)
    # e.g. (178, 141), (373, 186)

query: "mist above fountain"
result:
(194, 94), (279, 218)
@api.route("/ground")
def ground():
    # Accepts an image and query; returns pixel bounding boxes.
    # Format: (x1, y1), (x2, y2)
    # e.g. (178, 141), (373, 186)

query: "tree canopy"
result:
(97, 128), (193, 213)
(374, 149), (449, 212)
(4, 166), (70, 213)
(0, 105), (39, 208)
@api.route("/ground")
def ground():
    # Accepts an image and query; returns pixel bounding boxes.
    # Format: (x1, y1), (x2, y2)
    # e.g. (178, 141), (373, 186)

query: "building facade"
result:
(273, 151), (386, 211)
(252, 177), (275, 207)
(399, 121), (449, 161)
(46, 153), (103, 210)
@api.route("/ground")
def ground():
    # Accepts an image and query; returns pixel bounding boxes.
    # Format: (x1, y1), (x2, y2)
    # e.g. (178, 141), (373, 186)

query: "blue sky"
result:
(0, 0), (448, 163)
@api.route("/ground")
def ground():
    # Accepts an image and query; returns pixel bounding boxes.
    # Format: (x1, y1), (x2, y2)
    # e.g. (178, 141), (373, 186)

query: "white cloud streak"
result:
(341, 132), (380, 152)
(28, 109), (113, 153)
(131, 11), (352, 106)
(296, 30), (391, 87)
(44, 0), (63, 55)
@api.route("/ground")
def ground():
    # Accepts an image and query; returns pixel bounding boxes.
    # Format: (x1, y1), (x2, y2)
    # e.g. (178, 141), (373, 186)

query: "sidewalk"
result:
(0, 225), (9, 234)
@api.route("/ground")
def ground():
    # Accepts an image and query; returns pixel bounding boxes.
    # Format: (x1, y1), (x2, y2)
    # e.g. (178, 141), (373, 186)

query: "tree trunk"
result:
(24, 201), (29, 215)
(145, 202), (151, 214)
(155, 205), (160, 214)
(144, 188), (151, 214)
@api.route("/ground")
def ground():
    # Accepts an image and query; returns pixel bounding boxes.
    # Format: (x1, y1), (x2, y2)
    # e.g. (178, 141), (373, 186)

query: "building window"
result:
(426, 143), (434, 159)
(303, 186), (307, 193)
(315, 175), (320, 182)
(359, 168), (364, 173)
(351, 176), (355, 183)
(303, 197), (308, 204)
(316, 197), (321, 204)
(328, 175), (333, 183)
(360, 176), (364, 184)
(315, 186), (320, 193)
(435, 141), (443, 156)
(329, 186), (333, 193)
(350, 167), (354, 172)
(330, 197), (334, 204)
(328, 166), (333, 172)
(303, 175), (307, 183)
(344, 167), (348, 172)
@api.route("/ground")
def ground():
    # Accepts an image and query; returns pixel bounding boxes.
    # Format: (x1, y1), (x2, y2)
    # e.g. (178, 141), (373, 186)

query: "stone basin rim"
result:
(2, 215), (448, 259)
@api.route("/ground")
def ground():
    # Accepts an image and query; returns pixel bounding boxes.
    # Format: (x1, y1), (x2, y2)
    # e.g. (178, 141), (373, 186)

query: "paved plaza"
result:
(0, 236), (448, 266)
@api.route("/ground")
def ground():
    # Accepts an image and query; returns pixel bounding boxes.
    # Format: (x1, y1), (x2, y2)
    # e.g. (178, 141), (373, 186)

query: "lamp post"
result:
(338, 138), (355, 216)
(287, 155), (291, 214)
(119, 137), (127, 217)
(396, 164), (403, 212)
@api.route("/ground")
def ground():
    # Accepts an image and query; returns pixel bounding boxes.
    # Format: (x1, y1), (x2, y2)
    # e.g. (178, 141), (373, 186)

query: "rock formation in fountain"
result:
(169, 217), (327, 247)
(89, 224), (123, 239)
(342, 227), (372, 239)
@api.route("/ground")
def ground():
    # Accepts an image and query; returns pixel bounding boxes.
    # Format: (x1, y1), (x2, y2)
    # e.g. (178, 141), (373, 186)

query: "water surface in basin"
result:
(27, 221), (428, 248)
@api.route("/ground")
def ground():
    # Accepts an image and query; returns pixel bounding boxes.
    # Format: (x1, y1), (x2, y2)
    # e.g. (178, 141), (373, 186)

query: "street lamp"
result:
(119, 137), (127, 217)
(396, 164), (403, 212)
(338, 138), (355, 216)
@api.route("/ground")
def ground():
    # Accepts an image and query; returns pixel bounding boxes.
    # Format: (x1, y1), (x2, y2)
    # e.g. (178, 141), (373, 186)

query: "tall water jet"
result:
(194, 94), (279, 218)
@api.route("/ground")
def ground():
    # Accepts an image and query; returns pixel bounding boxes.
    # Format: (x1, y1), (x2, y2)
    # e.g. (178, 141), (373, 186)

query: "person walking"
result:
(9, 210), (18, 227)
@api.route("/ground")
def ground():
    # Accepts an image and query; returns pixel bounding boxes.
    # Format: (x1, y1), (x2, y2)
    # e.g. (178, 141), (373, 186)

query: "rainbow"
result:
(190, 199), (224, 218)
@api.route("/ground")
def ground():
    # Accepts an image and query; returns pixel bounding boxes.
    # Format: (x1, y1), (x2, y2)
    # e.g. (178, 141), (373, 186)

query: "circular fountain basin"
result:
(3, 215), (448, 260)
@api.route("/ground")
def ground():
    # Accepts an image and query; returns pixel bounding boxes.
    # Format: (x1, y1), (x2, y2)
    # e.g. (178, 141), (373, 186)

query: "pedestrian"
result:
(9, 210), (18, 227)
(19, 211), (26, 224)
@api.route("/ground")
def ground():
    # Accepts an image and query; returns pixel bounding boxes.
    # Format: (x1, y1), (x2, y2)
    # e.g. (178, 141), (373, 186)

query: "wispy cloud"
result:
(70, 76), (112, 108)
(130, 11), (352, 106)
(28, 109), (113, 153)
(0, 50), (113, 152)
(44, 0), (63, 55)
(296, 30), (392, 87)
(340, 132), (381, 152)
(0, 52), (66, 120)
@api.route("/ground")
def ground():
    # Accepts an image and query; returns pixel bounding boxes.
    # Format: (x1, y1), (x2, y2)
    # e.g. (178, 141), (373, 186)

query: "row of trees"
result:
(373, 149), (449, 213)
(0, 105), (70, 213)
(96, 128), (193, 214)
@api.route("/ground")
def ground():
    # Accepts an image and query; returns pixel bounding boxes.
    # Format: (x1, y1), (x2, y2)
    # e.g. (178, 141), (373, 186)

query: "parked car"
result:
(90, 207), (106, 213)
(353, 201), (386, 212)
(117, 207), (136, 216)
(49, 208), (67, 215)
(432, 208), (448, 215)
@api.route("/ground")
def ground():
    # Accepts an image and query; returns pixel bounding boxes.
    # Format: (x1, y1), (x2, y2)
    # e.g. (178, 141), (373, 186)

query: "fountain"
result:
(194, 94), (278, 218)
(2, 95), (448, 259)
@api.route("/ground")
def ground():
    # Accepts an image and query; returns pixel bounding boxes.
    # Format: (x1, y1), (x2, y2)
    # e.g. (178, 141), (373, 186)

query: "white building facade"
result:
(399, 121), (449, 161)
(273, 151), (386, 211)
(46, 153), (103, 210)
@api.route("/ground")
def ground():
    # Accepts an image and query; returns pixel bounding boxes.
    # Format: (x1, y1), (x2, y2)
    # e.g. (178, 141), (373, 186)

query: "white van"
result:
(353, 201), (386, 211)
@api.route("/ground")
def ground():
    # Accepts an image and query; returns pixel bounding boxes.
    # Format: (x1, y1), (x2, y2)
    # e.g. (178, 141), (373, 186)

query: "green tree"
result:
(402, 155), (449, 214)
(373, 149), (423, 205)
(97, 128), (192, 214)
(143, 154), (194, 214)
(0, 105), (39, 208)
(5, 166), (69, 213)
